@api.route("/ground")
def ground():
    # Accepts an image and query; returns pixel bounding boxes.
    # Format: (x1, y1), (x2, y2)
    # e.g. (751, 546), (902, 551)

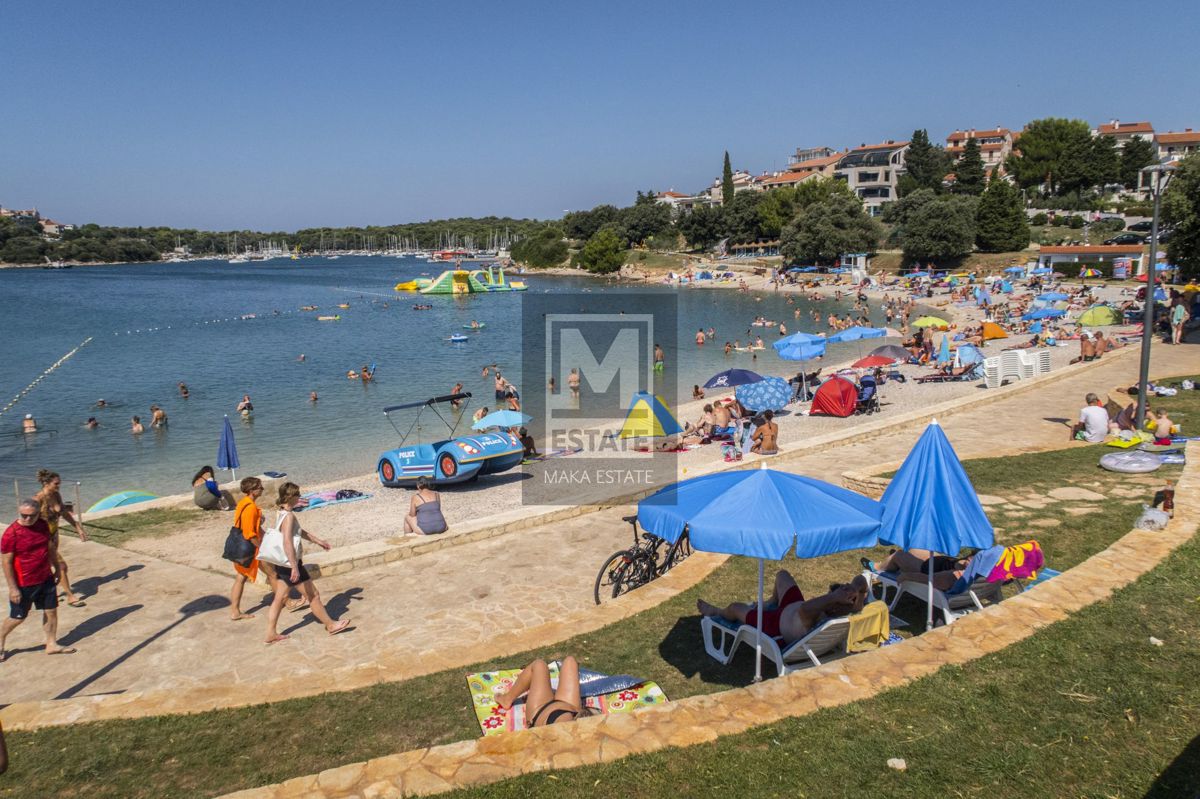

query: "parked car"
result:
(1128, 220), (1154, 232)
(1156, 229), (1174, 244)
(1104, 233), (1146, 245)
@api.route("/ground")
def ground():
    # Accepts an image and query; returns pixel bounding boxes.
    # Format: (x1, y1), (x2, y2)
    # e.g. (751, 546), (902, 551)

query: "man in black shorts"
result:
(0, 498), (76, 661)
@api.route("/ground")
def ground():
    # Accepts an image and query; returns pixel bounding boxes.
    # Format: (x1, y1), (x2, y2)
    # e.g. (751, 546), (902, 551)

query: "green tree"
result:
(573, 227), (626, 274)
(722, 190), (764, 242)
(677, 204), (725, 251)
(1120, 137), (1157, 189)
(616, 202), (672, 246)
(756, 187), (798, 239)
(1005, 117), (1094, 195)
(780, 194), (882, 264)
(1088, 136), (1120, 189)
(893, 193), (979, 262)
(953, 138), (986, 195)
(900, 129), (951, 195)
(721, 151), (735, 206)
(975, 176), (1031, 253)
(510, 225), (567, 268)
(1161, 153), (1200, 280)
(792, 177), (860, 210)
(562, 205), (618, 241)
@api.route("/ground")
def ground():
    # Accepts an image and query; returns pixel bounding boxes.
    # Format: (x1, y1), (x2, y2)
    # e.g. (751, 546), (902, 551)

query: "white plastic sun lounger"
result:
(895, 577), (1003, 626)
(700, 614), (851, 677)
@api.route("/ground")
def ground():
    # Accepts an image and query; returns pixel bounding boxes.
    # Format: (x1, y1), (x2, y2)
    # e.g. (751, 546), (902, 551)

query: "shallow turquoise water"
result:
(0, 257), (889, 503)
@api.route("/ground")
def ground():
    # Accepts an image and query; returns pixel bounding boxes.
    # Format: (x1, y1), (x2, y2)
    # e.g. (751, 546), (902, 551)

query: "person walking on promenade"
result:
(230, 477), (266, 621)
(34, 470), (87, 607)
(1171, 298), (1189, 345)
(0, 498), (77, 660)
(261, 483), (349, 644)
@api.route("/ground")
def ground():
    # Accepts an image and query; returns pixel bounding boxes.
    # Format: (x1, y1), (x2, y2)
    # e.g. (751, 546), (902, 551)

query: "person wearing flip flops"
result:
(35, 469), (88, 607)
(1, 498), (78, 661)
(260, 482), (350, 645)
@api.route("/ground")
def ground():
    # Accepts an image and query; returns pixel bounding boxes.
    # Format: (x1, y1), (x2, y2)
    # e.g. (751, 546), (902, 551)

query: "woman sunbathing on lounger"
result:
(697, 571), (868, 644)
(865, 550), (977, 592)
(495, 656), (598, 727)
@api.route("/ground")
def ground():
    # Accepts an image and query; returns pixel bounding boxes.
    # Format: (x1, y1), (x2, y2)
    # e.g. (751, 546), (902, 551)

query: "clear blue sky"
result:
(4, 0), (1198, 231)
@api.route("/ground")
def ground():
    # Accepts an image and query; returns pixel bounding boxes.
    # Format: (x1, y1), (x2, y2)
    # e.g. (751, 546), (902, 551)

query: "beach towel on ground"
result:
(846, 600), (890, 653)
(467, 661), (667, 736)
(293, 489), (373, 512)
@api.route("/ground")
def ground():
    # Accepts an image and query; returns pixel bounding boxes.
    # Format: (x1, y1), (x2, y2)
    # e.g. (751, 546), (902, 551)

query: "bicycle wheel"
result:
(661, 535), (693, 572)
(593, 550), (634, 605)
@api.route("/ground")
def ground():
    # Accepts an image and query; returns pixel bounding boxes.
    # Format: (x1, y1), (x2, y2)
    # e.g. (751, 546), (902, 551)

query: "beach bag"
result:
(257, 510), (302, 567)
(221, 504), (256, 567)
(722, 443), (742, 462)
(1135, 505), (1170, 531)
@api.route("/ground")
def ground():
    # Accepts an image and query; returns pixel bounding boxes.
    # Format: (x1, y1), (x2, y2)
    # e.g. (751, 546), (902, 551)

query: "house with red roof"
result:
(1094, 119), (1155, 148)
(1155, 128), (1200, 161)
(946, 127), (1014, 169)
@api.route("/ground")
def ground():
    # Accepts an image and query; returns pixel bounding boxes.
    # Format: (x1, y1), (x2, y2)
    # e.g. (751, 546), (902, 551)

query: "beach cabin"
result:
(1037, 245), (1145, 277)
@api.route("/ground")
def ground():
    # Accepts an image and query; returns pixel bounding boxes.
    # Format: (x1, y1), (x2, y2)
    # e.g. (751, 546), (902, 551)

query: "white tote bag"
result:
(257, 510), (302, 567)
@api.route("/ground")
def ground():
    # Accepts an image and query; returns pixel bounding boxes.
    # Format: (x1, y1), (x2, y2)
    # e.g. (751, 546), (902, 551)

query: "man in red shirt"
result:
(0, 498), (75, 660)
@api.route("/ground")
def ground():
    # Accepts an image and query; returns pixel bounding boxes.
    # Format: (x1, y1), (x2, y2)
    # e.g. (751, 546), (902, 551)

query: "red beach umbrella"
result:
(851, 355), (896, 368)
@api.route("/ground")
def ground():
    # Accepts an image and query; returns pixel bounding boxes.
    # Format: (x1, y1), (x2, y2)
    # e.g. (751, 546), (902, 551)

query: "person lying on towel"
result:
(495, 656), (598, 727)
(697, 571), (868, 644)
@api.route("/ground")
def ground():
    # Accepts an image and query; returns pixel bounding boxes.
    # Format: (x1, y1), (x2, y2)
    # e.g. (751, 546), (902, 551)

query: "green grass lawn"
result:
(448, 533), (1200, 799)
(79, 507), (208, 547)
(2, 383), (1196, 798)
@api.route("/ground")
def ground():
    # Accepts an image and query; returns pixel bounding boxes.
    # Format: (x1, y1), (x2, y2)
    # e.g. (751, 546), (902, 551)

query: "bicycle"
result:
(593, 514), (693, 605)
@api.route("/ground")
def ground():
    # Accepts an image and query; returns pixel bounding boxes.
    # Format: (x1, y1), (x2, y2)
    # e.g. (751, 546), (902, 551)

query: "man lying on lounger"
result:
(697, 571), (868, 643)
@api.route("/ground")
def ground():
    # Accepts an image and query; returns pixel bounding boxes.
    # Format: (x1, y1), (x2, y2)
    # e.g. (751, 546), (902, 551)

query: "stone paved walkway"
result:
(0, 339), (1193, 730)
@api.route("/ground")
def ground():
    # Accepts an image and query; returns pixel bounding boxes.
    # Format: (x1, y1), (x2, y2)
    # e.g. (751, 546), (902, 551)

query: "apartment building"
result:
(833, 140), (909, 215)
(1156, 128), (1200, 160)
(1094, 119), (1155, 148)
(946, 127), (1014, 170)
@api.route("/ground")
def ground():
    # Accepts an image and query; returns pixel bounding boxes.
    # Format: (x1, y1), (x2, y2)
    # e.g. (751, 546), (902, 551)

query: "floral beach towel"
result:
(467, 661), (667, 736)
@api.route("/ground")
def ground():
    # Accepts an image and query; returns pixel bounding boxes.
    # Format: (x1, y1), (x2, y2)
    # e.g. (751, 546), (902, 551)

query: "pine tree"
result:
(954, 138), (986, 195)
(1120, 137), (1157, 188)
(900, 129), (949, 195)
(721, 151), (735, 206)
(975, 174), (1030, 253)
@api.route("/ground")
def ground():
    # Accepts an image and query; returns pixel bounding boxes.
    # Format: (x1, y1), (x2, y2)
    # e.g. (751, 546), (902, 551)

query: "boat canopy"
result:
(383, 392), (473, 414)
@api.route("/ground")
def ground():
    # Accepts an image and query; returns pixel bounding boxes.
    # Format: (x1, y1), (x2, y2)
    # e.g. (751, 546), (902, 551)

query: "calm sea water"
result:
(0, 257), (890, 504)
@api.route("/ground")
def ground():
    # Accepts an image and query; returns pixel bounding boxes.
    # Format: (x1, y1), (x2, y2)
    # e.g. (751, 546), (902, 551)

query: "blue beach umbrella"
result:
(773, 331), (825, 350)
(704, 369), (764, 390)
(1004, 266), (1025, 274)
(1154, 287), (1169, 302)
(217, 415), (240, 481)
(907, 271), (929, 278)
(735, 376), (792, 412)
(472, 409), (532, 430)
(639, 464), (883, 680)
(954, 344), (984, 366)
(878, 420), (994, 630)
(1037, 292), (1069, 302)
(826, 326), (887, 344)
(1022, 308), (1065, 321)
(775, 338), (827, 400)
(936, 334), (951, 365)
(1028, 321), (1044, 334)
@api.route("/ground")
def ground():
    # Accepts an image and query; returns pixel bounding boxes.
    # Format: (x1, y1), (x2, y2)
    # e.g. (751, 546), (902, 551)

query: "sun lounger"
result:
(895, 577), (1003, 625)
(700, 613), (851, 676)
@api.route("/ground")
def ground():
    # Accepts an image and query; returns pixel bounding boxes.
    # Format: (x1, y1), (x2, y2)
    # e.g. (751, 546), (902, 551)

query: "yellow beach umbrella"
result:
(912, 316), (950, 329)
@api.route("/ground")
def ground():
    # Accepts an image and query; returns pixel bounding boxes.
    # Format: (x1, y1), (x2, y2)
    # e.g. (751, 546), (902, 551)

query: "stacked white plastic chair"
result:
(983, 357), (1002, 389)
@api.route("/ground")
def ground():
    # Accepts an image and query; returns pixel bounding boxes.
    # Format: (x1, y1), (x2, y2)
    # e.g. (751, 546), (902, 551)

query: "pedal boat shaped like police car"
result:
(377, 392), (524, 486)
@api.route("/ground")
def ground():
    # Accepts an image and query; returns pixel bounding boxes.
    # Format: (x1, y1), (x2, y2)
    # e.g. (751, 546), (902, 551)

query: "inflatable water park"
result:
(394, 263), (527, 295)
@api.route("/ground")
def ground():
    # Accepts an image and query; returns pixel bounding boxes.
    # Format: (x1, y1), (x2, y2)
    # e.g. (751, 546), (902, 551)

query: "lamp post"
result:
(1134, 163), (1176, 429)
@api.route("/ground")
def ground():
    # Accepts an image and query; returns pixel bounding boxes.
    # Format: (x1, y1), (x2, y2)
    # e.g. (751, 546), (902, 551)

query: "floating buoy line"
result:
(0, 336), (93, 419)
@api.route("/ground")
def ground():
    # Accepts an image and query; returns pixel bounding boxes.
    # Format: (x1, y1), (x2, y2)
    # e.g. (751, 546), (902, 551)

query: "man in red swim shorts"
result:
(697, 570), (868, 644)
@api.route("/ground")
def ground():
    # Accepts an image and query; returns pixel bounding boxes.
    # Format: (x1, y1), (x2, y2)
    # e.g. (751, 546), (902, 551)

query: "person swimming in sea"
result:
(178, 382), (189, 399)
